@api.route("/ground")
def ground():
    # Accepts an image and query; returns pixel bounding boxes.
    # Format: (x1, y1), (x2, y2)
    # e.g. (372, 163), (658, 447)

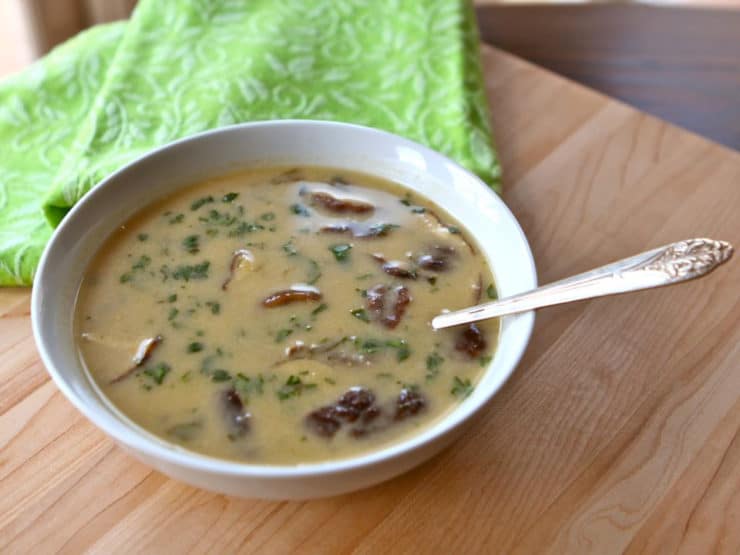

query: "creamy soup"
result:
(75, 167), (498, 464)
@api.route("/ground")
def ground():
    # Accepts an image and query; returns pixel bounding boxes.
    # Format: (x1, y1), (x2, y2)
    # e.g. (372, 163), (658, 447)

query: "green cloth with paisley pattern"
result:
(0, 0), (499, 286)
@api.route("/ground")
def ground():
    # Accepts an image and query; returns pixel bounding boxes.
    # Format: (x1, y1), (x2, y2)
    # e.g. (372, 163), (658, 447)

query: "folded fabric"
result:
(0, 0), (499, 286)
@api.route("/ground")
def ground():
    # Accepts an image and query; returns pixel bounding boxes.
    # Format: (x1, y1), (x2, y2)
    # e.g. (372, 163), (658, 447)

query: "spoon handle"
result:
(432, 238), (733, 330)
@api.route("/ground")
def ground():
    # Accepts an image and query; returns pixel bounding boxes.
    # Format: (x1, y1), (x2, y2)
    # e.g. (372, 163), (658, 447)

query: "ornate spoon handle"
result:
(432, 238), (733, 330)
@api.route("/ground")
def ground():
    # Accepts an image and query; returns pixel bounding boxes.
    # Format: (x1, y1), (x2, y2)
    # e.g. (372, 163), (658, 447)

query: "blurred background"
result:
(1, 0), (738, 149)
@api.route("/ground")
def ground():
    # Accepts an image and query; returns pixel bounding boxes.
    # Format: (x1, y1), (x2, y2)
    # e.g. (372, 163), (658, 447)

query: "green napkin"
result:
(0, 0), (499, 286)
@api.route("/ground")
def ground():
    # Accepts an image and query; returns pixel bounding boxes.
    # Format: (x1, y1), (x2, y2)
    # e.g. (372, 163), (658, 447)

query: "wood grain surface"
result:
(1, 45), (739, 554)
(476, 4), (740, 151)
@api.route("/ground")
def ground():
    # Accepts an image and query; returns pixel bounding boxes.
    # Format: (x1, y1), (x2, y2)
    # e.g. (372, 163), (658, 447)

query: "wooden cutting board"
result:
(1, 45), (738, 554)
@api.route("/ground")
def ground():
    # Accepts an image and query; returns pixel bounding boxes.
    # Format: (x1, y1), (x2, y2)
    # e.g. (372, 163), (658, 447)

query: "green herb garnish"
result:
(132, 255), (151, 270)
(211, 369), (232, 382)
(276, 328), (293, 342)
(229, 221), (264, 236)
(350, 308), (370, 322)
(199, 209), (237, 227)
(277, 375), (317, 400)
(359, 338), (383, 354)
(137, 233), (149, 242)
(234, 373), (265, 399)
(425, 352), (444, 381)
(290, 203), (311, 217)
(330, 243), (352, 262)
(486, 284), (498, 300)
(205, 301), (221, 315)
(167, 294), (177, 303)
(191, 196), (214, 210)
(187, 342), (204, 353)
(260, 211), (275, 221)
(311, 303), (328, 317)
(282, 240), (298, 256)
(169, 213), (185, 224)
(222, 192), (239, 203)
(479, 355), (493, 367)
(451, 376), (474, 398)
(172, 261), (210, 281)
(143, 362), (171, 385)
(386, 339), (411, 362)
(182, 234), (200, 254)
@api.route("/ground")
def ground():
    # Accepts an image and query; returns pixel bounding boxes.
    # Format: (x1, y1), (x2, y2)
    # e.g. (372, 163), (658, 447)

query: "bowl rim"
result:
(32, 119), (536, 478)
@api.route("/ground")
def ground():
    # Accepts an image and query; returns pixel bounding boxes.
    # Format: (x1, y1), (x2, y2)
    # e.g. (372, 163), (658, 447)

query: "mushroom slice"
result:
(262, 285), (322, 307)
(222, 249), (256, 290)
(109, 335), (163, 384)
(319, 222), (398, 238)
(220, 388), (251, 439)
(371, 253), (417, 280)
(455, 324), (487, 358)
(307, 191), (374, 214)
(366, 284), (411, 329)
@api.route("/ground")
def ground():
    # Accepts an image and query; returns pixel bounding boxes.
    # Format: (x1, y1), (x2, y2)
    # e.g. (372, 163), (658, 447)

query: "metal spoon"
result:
(432, 238), (733, 330)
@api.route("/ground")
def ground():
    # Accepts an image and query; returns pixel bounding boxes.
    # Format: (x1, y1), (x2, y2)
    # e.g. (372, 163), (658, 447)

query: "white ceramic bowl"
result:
(32, 121), (536, 499)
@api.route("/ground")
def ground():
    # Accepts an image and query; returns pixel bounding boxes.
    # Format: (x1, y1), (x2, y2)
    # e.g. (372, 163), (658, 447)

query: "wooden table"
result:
(1, 45), (739, 553)
(476, 4), (740, 151)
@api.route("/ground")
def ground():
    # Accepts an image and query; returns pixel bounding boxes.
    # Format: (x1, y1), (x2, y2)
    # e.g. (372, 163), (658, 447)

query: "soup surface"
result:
(75, 167), (498, 464)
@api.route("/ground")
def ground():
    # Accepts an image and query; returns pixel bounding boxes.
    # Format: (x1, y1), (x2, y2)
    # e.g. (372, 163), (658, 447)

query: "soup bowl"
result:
(32, 120), (536, 499)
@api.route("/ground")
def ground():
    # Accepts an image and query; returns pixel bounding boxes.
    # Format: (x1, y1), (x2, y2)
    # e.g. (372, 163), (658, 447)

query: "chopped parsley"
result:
(211, 369), (232, 382)
(137, 233), (149, 242)
(168, 307), (179, 321)
(199, 209), (237, 227)
(229, 221), (264, 236)
(143, 362), (170, 385)
(222, 192), (239, 203)
(275, 328), (293, 342)
(486, 284), (498, 300)
(187, 342), (204, 353)
(350, 308), (370, 322)
(132, 255), (151, 270)
(167, 294), (177, 303)
(277, 375), (317, 400)
(367, 223), (399, 237)
(290, 203), (310, 217)
(191, 196), (214, 210)
(171, 261), (210, 281)
(168, 213), (185, 224)
(386, 339), (411, 362)
(282, 240), (298, 256)
(358, 338), (383, 354)
(330, 243), (352, 262)
(479, 355), (493, 367)
(234, 373), (265, 399)
(451, 376), (474, 398)
(260, 211), (275, 221)
(311, 303), (328, 317)
(205, 301), (221, 315)
(182, 234), (200, 254)
(425, 352), (444, 380)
